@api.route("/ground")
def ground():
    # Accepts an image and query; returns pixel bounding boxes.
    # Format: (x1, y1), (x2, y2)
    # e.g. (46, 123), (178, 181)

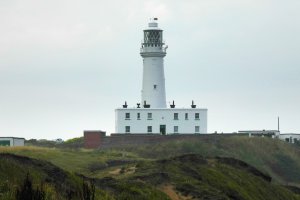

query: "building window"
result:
(174, 113), (179, 120)
(285, 138), (289, 142)
(125, 113), (130, 120)
(294, 138), (297, 143)
(195, 113), (200, 120)
(137, 113), (140, 120)
(174, 126), (178, 133)
(195, 126), (200, 133)
(185, 113), (188, 120)
(153, 84), (157, 89)
(147, 126), (152, 133)
(147, 113), (152, 120)
(125, 126), (130, 133)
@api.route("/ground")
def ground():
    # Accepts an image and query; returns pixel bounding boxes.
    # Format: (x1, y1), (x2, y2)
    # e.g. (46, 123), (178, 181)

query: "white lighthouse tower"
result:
(140, 18), (167, 108)
(115, 18), (207, 134)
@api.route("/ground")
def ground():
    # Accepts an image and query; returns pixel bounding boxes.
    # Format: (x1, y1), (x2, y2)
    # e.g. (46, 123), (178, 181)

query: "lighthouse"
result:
(140, 18), (167, 108)
(115, 18), (207, 134)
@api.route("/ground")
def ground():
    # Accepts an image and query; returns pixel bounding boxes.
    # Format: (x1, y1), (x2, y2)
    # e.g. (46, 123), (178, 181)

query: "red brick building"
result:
(84, 130), (106, 149)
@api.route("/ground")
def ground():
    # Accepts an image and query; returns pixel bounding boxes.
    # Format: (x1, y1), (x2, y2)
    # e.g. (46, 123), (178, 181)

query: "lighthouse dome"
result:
(146, 18), (161, 30)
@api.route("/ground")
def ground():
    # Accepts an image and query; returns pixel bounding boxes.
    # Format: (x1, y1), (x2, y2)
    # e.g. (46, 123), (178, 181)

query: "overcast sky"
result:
(0, 0), (299, 140)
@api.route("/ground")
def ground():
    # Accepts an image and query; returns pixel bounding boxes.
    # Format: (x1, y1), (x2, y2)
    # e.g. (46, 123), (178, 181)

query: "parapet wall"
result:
(99, 133), (247, 149)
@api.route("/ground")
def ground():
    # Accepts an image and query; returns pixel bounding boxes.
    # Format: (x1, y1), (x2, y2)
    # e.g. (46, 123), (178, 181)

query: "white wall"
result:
(115, 108), (207, 134)
(278, 134), (300, 143)
(141, 56), (166, 108)
(13, 138), (25, 146)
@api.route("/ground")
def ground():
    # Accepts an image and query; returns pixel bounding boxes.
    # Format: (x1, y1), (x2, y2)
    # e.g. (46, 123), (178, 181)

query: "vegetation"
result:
(119, 136), (300, 185)
(129, 154), (300, 200)
(0, 153), (109, 200)
(26, 137), (84, 149)
(1, 136), (300, 199)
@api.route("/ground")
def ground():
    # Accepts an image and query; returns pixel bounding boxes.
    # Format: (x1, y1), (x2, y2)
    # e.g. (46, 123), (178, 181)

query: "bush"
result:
(15, 173), (45, 200)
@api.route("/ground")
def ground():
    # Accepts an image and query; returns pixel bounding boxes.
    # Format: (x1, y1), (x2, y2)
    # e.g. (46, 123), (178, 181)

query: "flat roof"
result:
(0, 137), (25, 139)
(239, 130), (279, 132)
(116, 108), (208, 111)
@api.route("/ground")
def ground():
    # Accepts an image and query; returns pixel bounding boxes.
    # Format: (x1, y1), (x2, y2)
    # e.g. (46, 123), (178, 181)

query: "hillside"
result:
(2, 136), (300, 199)
(0, 153), (111, 200)
(122, 154), (300, 200)
(1, 152), (300, 200)
(120, 136), (300, 185)
(2, 136), (300, 186)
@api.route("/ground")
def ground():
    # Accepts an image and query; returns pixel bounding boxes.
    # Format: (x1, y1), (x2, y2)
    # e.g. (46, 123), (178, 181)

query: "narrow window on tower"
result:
(153, 84), (157, 89)
(174, 113), (179, 120)
(147, 126), (152, 133)
(195, 126), (200, 133)
(137, 113), (141, 120)
(195, 113), (200, 120)
(125, 113), (130, 120)
(125, 126), (130, 133)
(174, 126), (178, 133)
(185, 113), (188, 120)
(147, 113), (152, 120)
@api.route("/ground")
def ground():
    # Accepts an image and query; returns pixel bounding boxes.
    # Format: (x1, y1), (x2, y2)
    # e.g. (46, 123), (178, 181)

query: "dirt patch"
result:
(109, 166), (136, 176)
(109, 168), (121, 175)
(159, 184), (192, 200)
(126, 166), (136, 174)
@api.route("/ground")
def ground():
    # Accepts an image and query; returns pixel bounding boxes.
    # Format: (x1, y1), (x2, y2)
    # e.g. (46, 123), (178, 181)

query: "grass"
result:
(119, 136), (300, 185)
(2, 137), (300, 199)
(2, 136), (300, 185)
(0, 146), (141, 178)
(127, 154), (300, 200)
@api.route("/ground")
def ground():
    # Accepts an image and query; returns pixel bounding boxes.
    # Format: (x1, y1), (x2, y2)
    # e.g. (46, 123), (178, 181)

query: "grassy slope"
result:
(2, 152), (298, 200)
(0, 146), (141, 178)
(1, 136), (300, 199)
(120, 136), (300, 185)
(2, 136), (300, 185)
(0, 153), (170, 200)
(0, 153), (107, 200)
(127, 154), (300, 200)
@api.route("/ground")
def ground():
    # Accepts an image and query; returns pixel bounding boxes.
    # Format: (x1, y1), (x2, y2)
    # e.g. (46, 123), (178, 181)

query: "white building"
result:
(115, 18), (208, 134)
(238, 130), (280, 137)
(278, 134), (300, 143)
(0, 137), (25, 147)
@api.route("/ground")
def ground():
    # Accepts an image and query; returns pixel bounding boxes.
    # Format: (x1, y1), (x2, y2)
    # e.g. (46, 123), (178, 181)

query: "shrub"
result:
(15, 173), (45, 200)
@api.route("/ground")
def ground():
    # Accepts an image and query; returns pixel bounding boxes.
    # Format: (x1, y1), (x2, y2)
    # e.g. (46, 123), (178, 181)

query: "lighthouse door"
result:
(160, 125), (166, 135)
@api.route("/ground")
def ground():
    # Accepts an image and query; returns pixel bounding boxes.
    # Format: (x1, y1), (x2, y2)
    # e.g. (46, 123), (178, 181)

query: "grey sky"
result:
(0, 0), (299, 140)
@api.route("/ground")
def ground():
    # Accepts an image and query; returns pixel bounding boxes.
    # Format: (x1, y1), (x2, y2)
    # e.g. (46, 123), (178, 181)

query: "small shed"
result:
(84, 130), (106, 149)
(0, 137), (25, 147)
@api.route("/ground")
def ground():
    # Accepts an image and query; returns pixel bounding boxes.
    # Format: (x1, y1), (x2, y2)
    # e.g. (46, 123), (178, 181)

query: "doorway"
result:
(160, 125), (166, 135)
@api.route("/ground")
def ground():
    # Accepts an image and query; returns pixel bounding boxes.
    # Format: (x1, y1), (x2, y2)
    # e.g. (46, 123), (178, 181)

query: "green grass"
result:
(2, 136), (300, 199)
(2, 136), (300, 185)
(119, 136), (300, 185)
(129, 154), (300, 200)
(0, 146), (141, 178)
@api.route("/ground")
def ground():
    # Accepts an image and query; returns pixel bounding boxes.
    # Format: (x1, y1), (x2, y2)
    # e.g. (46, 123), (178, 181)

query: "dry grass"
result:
(159, 184), (192, 200)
